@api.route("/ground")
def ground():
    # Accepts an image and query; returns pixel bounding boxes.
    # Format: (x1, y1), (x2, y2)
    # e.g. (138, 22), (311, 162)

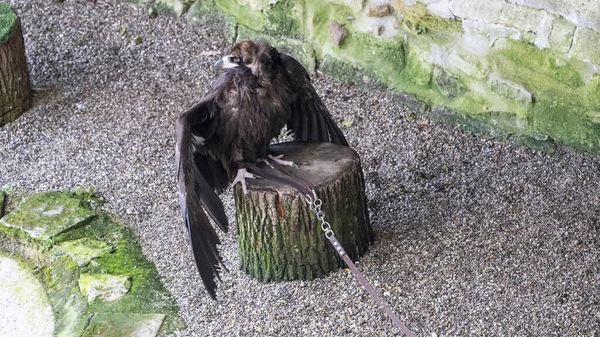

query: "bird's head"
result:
(214, 40), (276, 80)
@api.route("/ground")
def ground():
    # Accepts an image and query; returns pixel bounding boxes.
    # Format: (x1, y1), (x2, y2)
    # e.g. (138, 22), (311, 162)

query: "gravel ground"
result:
(2, 1), (600, 336)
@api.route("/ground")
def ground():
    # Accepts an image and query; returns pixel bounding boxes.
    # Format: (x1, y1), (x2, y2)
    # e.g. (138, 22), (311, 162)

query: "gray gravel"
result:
(2, 1), (600, 336)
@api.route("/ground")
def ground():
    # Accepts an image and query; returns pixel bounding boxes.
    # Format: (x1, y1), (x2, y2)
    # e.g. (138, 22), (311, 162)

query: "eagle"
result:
(175, 40), (348, 299)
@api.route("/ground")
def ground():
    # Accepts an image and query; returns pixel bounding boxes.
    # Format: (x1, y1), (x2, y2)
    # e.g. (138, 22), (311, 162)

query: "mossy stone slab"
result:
(0, 191), (95, 241)
(0, 253), (55, 337)
(0, 3), (18, 44)
(82, 313), (166, 337)
(570, 27), (600, 65)
(55, 238), (113, 266)
(79, 273), (132, 302)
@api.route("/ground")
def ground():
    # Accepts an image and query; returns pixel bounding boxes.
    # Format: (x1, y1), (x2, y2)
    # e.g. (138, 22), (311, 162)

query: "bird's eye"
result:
(231, 57), (241, 63)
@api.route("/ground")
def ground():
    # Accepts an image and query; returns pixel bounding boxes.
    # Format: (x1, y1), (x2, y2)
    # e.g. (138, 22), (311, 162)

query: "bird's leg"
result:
(232, 168), (258, 195)
(267, 154), (298, 168)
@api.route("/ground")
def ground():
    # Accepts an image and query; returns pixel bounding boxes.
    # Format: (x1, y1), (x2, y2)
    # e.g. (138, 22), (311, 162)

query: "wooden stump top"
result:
(0, 4), (18, 44)
(246, 141), (360, 194)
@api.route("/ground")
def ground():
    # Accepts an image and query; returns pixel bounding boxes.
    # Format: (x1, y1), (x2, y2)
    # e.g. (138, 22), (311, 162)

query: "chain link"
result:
(305, 190), (334, 238)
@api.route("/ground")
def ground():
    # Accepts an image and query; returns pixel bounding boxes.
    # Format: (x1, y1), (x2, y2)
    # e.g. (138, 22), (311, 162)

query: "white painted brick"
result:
(534, 12), (554, 49)
(329, 0), (365, 11)
(427, 0), (455, 19)
(462, 20), (521, 46)
(506, 0), (600, 32)
(549, 16), (576, 54)
(450, 0), (547, 34)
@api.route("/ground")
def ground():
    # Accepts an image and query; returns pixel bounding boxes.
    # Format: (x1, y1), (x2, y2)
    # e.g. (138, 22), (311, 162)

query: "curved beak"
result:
(214, 56), (239, 72)
(214, 58), (224, 72)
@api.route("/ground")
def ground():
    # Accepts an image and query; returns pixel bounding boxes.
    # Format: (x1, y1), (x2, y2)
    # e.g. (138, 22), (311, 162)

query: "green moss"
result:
(588, 74), (600, 108)
(215, 0), (265, 32)
(403, 49), (433, 87)
(0, 3), (18, 44)
(308, 1), (354, 50)
(477, 109), (530, 133)
(343, 33), (405, 79)
(319, 55), (383, 88)
(237, 25), (317, 72)
(515, 135), (556, 154)
(434, 68), (468, 98)
(83, 313), (166, 337)
(88, 223), (185, 334)
(54, 238), (113, 267)
(79, 273), (131, 302)
(54, 213), (121, 243)
(492, 39), (584, 91)
(431, 109), (512, 140)
(264, 0), (302, 37)
(314, 23), (406, 90)
(532, 99), (600, 152)
(0, 191), (95, 242)
(485, 40), (600, 152)
(45, 255), (89, 337)
(393, 0), (462, 33)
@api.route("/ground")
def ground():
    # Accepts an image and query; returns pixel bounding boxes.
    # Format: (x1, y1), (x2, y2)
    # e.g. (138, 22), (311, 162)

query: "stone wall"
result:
(146, 0), (600, 153)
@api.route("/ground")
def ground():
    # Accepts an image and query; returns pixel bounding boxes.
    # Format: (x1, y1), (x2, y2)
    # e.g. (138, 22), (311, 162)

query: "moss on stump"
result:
(0, 3), (31, 126)
(234, 142), (373, 282)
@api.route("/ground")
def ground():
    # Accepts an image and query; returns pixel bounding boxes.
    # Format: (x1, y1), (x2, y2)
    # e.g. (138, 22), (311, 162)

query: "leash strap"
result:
(328, 234), (416, 337)
(249, 159), (417, 337)
(245, 163), (313, 196)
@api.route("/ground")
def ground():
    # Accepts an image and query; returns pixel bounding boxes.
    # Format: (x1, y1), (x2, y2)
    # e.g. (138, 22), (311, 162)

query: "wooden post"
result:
(0, 3), (31, 126)
(234, 142), (373, 282)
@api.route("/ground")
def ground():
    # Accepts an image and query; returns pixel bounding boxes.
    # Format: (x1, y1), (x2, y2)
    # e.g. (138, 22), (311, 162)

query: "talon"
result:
(268, 154), (297, 167)
(232, 168), (257, 195)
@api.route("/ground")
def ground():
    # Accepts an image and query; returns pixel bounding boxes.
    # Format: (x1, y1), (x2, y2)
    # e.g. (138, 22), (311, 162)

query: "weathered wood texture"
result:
(0, 9), (31, 126)
(234, 142), (373, 282)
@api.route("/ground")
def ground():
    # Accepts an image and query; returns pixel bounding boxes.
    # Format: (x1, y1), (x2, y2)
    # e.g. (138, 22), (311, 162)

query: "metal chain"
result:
(305, 190), (334, 238)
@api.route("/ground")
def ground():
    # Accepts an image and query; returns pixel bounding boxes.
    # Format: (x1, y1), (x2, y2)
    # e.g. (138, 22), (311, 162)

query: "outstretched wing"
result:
(175, 98), (230, 299)
(280, 54), (349, 146)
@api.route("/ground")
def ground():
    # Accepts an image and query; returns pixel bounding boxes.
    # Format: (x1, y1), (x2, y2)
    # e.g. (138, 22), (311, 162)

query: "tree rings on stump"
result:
(234, 142), (373, 282)
(0, 4), (31, 126)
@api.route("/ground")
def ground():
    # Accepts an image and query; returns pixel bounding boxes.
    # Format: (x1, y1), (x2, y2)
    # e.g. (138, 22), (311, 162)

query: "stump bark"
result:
(0, 4), (31, 126)
(234, 142), (373, 282)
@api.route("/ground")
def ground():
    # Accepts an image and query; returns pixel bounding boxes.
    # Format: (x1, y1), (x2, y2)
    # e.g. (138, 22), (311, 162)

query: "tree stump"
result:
(0, 4), (31, 126)
(234, 142), (373, 282)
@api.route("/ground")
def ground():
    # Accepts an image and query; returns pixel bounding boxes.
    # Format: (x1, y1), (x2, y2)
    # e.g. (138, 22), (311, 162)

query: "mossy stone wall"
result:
(150, 0), (600, 153)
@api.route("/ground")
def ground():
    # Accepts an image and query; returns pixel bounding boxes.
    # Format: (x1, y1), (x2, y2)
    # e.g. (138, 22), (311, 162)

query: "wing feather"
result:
(176, 99), (229, 299)
(280, 54), (349, 146)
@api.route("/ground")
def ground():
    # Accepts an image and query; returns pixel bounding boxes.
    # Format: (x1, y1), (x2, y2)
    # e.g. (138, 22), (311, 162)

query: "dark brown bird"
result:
(175, 40), (348, 299)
